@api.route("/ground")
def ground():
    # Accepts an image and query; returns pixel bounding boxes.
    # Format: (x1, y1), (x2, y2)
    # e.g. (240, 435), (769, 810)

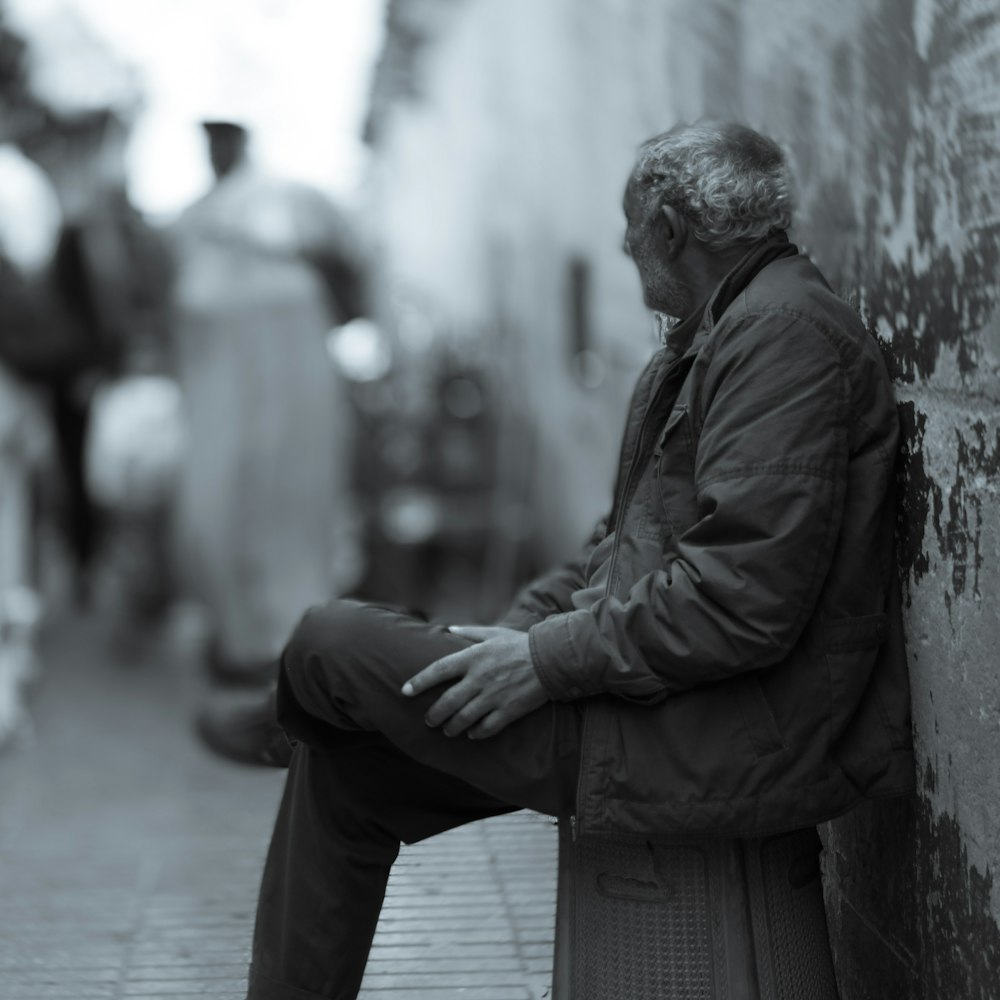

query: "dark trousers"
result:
(246, 600), (583, 1000)
(51, 383), (100, 597)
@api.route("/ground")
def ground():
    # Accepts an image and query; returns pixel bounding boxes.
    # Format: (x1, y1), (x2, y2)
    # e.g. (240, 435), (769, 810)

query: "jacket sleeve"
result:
(496, 516), (609, 631)
(528, 310), (850, 702)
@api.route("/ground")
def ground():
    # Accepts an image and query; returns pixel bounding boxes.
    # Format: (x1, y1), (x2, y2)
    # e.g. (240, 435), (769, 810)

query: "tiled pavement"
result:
(0, 614), (558, 1000)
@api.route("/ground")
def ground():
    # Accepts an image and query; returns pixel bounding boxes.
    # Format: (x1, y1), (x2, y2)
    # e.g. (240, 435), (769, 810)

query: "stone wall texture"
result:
(365, 1), (1000, 995)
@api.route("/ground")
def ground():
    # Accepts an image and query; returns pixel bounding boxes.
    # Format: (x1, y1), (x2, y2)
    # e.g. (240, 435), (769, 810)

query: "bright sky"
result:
(6, 0), (386, 217)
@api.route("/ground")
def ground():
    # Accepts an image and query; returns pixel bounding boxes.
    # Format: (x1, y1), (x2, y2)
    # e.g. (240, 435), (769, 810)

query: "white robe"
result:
(170, 166), (357, 665)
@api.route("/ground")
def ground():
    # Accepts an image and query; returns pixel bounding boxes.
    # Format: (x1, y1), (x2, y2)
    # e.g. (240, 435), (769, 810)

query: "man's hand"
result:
(402, 626), (549, 739)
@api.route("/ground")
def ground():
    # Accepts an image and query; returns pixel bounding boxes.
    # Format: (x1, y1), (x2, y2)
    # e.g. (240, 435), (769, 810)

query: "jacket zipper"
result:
(573, 351), (693, 836)
(603, 353), (689, 600)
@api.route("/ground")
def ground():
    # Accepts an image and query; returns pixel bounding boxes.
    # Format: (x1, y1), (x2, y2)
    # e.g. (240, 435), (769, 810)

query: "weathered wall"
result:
(703, 2), (1000, 997)
(366, 1), (1000, 995)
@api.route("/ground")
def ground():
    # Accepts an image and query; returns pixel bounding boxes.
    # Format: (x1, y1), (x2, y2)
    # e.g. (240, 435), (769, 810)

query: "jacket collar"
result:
(707, 230), (797, 324)
(663, 231), (798, 362)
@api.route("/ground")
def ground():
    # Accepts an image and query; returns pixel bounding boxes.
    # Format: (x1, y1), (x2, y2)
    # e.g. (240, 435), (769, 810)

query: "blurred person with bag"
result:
(170, 119), (367, 689)
(0, 3), (174, 616)
(15, 107), (175, 615)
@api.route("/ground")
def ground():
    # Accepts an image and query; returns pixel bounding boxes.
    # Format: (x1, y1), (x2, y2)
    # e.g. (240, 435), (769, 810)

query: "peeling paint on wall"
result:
(895, 402), (933, 587)
(824, 768), (1000, 1000)
(793, 0), (1000, 391)
(896, 398), (1000, 599)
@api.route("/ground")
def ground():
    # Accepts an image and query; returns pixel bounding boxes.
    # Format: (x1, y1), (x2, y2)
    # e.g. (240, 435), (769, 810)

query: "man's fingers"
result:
(401, 649), (470, 697)
(467, 708), (510, 740)
(424, 677), (479, 729)
(440, 694), (492, 737)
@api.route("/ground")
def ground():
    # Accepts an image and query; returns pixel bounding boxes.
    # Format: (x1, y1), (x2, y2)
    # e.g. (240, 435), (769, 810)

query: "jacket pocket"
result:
(732, 672), (786, 758)
(654, 405), (699, 537)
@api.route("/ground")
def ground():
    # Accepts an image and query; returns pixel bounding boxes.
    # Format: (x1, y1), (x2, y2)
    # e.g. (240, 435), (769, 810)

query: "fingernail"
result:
(402, 682), (414, 696)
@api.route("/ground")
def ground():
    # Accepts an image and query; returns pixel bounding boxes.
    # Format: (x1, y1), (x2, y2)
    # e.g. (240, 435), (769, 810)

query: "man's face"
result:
(622, 174), (690, 318)
(209, 134), (241, 178)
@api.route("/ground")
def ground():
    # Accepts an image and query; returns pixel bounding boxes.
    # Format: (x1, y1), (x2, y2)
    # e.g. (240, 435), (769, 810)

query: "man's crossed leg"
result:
(246, 599), (582, 1000)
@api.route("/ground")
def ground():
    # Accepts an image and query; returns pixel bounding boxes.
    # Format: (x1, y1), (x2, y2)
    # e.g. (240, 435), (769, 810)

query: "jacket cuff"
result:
(496, 607), (541, 632)
(528, 612), (595, 701)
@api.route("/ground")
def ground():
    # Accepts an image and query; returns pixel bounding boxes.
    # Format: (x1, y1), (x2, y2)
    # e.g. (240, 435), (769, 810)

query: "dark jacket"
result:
(504, 235), (915, 838)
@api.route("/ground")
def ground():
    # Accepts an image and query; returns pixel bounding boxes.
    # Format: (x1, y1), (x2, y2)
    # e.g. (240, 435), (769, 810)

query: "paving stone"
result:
(365, 957), (524, 974)
(0, 985), (117, 999)
(358, 990), (532, 1000)
(124, 966), (248, 981)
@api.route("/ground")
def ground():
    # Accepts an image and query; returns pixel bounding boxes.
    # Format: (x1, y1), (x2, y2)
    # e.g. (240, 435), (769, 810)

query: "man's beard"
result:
(653, 312), (679, 344)
(651, 269), (695, 327)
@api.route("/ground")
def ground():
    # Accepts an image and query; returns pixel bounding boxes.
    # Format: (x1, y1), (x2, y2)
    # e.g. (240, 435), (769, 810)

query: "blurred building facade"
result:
(362, 0), (1000, 997)
(364, 0), (672, 566)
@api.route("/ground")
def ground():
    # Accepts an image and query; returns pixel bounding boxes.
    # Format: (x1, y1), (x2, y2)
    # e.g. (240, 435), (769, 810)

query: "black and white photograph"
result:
(0, 1), (997, 998)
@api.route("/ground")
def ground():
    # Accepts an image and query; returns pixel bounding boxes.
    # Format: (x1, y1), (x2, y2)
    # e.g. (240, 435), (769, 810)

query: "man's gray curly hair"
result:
(633, 121), (795, 251)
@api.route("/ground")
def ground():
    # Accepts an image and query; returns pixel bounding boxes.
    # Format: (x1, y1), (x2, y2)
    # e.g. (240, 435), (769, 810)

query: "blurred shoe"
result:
(0, 645), (33, 752)
(205, 642), (280, 688)
(196, 693), (293, 768)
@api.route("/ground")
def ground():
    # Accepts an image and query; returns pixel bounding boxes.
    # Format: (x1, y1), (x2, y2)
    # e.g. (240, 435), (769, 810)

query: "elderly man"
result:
(245, 122), (914, 1000)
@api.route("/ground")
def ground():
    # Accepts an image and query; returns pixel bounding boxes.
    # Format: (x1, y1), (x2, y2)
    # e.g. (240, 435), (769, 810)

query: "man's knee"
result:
(284, 598), (375, 660)
(281, 599), (370, 701)
(281, 601), (349, 698)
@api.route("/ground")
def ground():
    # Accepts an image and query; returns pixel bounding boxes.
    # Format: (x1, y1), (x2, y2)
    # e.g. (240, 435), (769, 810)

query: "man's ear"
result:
(658, 203), (689, 258)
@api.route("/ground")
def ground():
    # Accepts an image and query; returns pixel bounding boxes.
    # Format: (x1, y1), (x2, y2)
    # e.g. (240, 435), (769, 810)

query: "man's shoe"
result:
(195, 694), (294, 768)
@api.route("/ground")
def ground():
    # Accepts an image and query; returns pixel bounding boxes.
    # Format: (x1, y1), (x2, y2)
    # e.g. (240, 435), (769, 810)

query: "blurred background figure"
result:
(0, 136), (58, 746)
(0, 2), (174, 630)
(28, 106), (174, 619)
(169, 116), (368, 687)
